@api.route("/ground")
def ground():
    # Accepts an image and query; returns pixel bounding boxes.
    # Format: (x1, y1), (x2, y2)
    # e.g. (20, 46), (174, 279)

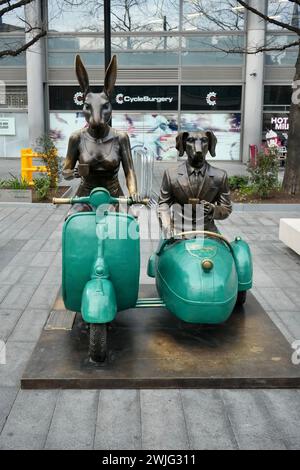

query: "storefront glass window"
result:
(264, 85), (292, 111)
(265, 34), (298, 66)
(0, 112), (28, 158)
(50, 111), (178, 161)
(48, 0), (179, 33)
(0, 37), (26, 66)
(267, 0), (300, 30)
(0, 6), (25, 32)
(181, 34), (244, 65)
(182, 0), (245, 31)
(181, 113), (241, 161)
(48, 36), (179, 67)
(0, 86), (27, 109)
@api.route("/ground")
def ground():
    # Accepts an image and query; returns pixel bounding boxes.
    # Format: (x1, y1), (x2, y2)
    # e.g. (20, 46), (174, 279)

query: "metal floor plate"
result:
(22, 285), (300, 389)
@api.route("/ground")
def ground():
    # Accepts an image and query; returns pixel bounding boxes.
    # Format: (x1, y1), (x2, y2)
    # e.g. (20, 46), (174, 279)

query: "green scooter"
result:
(54, 187), (150, 362)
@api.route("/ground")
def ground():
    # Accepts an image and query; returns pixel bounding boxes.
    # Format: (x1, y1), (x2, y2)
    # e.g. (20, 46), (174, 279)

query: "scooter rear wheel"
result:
(89, 323), (107, 363)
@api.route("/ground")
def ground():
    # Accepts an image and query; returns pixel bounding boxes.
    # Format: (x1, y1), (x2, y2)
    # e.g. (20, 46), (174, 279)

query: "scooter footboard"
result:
(81, 278), (117, 324)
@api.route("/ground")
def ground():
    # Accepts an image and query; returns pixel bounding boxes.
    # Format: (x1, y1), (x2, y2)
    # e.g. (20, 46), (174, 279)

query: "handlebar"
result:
(52, 197), (72, 205)
(53, 193), (149, 207)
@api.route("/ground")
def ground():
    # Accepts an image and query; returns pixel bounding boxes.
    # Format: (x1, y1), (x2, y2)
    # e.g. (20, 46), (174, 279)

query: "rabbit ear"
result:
(75, 54), (90, 96)
(176, 132), (189, 157)
(206, 130), (217, 157)
(104, 55), (117, 97)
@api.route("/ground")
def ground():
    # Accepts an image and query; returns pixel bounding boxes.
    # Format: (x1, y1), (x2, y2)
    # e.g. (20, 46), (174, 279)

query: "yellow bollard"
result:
(21, 148), (48, 186)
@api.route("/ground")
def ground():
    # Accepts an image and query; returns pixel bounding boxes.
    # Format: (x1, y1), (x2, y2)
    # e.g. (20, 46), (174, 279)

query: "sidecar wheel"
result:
(89, 323), (107, 363)
(236, 291), (247, 306)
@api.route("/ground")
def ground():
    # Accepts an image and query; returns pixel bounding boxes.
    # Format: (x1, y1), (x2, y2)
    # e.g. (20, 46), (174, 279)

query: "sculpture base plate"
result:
(21, 285), (300, 389)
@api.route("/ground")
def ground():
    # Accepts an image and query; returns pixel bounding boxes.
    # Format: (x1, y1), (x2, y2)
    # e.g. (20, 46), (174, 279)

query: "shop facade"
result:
(0, 0), (297, 162)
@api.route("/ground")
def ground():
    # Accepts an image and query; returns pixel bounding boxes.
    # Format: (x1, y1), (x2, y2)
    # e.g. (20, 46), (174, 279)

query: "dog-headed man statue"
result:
(158, 131), (232, 237)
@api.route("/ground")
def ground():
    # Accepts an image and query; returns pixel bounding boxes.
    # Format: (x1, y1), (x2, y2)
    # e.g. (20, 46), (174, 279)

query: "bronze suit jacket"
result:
(158, 161), (232, 234)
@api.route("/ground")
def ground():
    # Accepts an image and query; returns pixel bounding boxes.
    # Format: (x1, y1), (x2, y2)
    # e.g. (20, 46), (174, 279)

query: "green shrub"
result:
(228, 175), (249, 191)
(35, 135), (60, 189)
(247, 149), (280, 198)
(33, 175), (51, 200)
(0, 174), (29, 189)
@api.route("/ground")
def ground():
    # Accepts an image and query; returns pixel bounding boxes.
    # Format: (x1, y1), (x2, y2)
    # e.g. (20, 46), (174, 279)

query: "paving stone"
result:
(0, 285), (11, 304)
(52, 252), (62, 268)
(270, 310), (300, 344)
(40, 265), (61, 286)
(27, 284), (60, 310)
(30, 251), (56, 268)
(94, 390), (141, 450)
(0, 341), (36, 387)
(0, 309), (23, 342)
(0, 265), (26, 285)
(256, 287), (299, 312)
(32, 222), (61, 240)
(263, 309), (294, 344)
(0, 251), (19, 270)
(0, 390), (58, 450)
(7, 251), (37, 267)
(1, 239), (27, 251)
(251, 287), (273, 311)
(45, 390), (99, 450)
(9, 309), (49, 343)
(252, 266), (274, 288)
(181, 390), (237, 450)
(221, 390), (287, 450)
(266, 269), (299, 288)
(18, 267), (48, 286)
(40, 237), (62, 252)
(262, 390), (300, 450)
(141, 390), (189, 450)
(0, 284), (36, 310)
(0, 387), (19, 434)
(20, 239), (47, 252)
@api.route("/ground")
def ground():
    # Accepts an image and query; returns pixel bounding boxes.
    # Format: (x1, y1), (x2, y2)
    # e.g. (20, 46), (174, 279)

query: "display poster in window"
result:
(181, 113), (241, 161)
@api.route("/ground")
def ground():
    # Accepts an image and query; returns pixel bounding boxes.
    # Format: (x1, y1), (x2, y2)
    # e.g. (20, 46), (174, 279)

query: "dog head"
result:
(176, 130), (217, 166)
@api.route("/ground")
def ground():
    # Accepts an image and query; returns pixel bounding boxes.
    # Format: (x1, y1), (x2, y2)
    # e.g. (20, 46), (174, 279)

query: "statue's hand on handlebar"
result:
(201, 200), (215, 216)
(73, 167), (80, 178)
(62, 168), (80, 180)
(130, 192), (141, 204)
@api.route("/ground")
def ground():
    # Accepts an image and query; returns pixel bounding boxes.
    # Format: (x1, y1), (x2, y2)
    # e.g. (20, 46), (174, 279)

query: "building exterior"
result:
(0, 0), (297, 163)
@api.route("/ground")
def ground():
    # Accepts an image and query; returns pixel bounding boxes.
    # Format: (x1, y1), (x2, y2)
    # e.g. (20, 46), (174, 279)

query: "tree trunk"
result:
(283, 44), (300, 195)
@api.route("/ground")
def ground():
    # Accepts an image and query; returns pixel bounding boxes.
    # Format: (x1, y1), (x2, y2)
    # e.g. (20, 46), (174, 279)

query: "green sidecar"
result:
(147, 231), (253, 324)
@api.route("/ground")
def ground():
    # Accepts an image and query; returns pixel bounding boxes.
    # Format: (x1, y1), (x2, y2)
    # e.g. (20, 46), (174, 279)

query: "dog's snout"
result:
(195, 140), (202, 154)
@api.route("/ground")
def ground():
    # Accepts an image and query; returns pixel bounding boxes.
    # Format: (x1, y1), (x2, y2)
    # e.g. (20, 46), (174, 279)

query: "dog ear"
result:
(176, 132), (189, 157)
(206, 130), (217, 157)
(75, 55), (90, 96)
(104, 55), (117, 97)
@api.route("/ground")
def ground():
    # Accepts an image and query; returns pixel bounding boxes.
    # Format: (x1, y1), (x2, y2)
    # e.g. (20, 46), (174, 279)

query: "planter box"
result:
(0, 186), (71, 204)
(0, 189), (32, 203)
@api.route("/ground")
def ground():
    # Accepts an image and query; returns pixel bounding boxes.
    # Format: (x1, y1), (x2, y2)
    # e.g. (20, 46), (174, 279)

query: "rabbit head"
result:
(75, 54), (117, 131)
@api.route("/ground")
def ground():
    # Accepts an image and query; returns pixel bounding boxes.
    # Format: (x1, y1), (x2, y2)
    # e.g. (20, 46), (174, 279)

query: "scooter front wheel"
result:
(89, 323), (107, 363)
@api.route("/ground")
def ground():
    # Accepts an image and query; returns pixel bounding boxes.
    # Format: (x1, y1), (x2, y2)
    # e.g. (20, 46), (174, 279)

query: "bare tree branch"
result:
(0, 30), (46, 58)
(237, 0), (300, 35)
(0, 0), (34, 17)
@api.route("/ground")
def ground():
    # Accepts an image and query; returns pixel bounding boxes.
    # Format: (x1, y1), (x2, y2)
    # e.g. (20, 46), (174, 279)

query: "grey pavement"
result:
(0, 201), (300, 448)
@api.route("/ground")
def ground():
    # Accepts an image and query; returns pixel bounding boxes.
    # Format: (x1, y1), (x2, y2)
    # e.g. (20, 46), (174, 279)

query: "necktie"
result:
(191, 170), (201, 197)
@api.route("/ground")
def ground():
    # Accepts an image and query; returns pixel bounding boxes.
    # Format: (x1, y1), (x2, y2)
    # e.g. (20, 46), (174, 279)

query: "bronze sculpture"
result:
(158, 131), (232, 236)
(62, 55), (138, 214)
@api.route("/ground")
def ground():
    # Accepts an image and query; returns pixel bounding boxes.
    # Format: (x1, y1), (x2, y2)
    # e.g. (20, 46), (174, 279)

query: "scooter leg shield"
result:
(81, 278), (117, 324)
